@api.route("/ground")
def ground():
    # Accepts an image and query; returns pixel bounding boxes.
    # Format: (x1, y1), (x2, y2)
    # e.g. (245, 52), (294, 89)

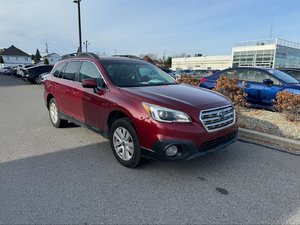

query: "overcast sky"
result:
(1, 0), (300, 57)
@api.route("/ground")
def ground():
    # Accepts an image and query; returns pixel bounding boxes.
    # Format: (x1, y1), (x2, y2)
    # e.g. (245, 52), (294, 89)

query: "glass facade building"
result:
(232, 38), (300, 69)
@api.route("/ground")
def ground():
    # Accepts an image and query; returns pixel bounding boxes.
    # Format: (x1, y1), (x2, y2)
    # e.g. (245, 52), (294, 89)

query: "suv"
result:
(44, 53), (237, 168)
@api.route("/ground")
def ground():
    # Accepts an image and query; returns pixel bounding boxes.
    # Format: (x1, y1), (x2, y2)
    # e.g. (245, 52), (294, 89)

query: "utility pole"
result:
(45, 43), (49, 55)
(73, 0), (82, 52)
(83, 40), (90, 52)
(163, 50), (166, 67)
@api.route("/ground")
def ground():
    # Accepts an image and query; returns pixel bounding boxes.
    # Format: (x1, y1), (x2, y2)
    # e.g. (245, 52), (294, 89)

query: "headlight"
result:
(142, 103), (191, 123)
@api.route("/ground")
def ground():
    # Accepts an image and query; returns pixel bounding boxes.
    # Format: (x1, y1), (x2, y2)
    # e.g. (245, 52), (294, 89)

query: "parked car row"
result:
(199, 67), (300, 109)
(174, 69), (218, 79)
(0, 64), (53, 84)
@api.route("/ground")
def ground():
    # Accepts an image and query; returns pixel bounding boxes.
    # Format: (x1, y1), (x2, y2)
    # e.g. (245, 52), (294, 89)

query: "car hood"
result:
(120, 84), (230, 110)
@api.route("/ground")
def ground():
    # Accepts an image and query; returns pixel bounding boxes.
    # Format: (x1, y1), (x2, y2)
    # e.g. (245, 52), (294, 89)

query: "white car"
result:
(16, 64), (34, 77)
(0, 66), (12, 74)
(36, 72), (49, 84)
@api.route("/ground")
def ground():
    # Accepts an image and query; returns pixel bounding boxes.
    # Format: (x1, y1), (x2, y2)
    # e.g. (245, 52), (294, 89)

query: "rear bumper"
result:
(141, 130), (238, 160)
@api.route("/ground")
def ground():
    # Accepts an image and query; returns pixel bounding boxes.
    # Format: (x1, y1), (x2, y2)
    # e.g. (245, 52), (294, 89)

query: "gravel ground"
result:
(238, 108), (300, 140)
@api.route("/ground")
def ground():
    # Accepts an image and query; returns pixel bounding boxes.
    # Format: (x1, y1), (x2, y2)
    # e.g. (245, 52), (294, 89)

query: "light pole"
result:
(83, 40), (90, 52)
(73, 0), (82, 53)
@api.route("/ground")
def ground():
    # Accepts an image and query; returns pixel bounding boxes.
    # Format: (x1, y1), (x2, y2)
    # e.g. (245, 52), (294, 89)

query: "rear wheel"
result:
(109, 118), (141, 168)
(48, 98), (68, 128)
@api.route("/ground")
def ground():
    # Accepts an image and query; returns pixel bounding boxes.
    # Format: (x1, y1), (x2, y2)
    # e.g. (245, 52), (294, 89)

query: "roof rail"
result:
(61, 52), (100, 60)
(112, 54), (142, 60)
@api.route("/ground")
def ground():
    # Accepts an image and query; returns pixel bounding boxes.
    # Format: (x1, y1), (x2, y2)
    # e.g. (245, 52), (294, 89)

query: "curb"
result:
(238, 128), (300, 152)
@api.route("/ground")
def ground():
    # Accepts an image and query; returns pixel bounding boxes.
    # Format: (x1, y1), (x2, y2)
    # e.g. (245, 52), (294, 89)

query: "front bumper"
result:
(141, 130), (238, 160)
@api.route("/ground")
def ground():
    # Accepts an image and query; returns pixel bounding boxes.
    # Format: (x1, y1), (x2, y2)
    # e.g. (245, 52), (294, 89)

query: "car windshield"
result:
(268, 69), (300, 84)
(102, 60), (177, 87)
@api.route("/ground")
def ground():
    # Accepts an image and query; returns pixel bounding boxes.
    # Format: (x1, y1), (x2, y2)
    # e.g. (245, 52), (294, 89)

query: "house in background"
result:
(42, 53), (61, 65)
(0, 45), (31, 67)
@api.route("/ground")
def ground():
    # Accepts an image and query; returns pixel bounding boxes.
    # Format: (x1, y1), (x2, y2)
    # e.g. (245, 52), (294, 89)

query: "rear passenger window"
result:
(63, 62), (80, 81)
(219, 70), (239, 79)
(52, 63), (66, 78)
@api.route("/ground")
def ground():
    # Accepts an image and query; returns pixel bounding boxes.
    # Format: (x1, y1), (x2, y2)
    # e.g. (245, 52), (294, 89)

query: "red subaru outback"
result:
(44, 53), (237, 168)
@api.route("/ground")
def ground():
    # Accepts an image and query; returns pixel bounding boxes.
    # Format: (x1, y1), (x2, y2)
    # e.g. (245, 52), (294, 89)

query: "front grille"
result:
(200, 105), (235, 132)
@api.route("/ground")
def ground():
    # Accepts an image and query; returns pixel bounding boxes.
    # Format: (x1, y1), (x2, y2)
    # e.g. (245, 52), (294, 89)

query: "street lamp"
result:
(73, 0), (82, 53)
(83, 40), (90, 52)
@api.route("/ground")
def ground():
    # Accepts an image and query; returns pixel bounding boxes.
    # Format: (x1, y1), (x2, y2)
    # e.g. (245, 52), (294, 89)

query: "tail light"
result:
(200, 77), (207, 83)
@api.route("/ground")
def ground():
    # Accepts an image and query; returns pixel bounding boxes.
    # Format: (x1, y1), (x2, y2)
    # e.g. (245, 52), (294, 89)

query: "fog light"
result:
(165, 145), (178, 157)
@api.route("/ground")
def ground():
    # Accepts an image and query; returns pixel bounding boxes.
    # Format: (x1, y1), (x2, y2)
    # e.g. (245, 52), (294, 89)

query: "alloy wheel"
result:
(49, 103), (58, 124)
(113, 127), (134, 161)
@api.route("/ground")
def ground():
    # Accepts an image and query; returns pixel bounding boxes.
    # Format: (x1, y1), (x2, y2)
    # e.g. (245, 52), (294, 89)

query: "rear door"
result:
(59, 61), (82, 119)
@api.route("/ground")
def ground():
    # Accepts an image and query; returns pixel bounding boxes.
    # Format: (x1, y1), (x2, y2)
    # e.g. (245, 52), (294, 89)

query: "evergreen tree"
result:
(44, 58), (49, 65)
(34, 49), (41, 64)
(165, 57), (172, 68)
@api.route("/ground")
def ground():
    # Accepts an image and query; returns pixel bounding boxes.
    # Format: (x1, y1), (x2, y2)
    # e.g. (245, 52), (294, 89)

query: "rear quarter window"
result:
(52, 63), (66, 78)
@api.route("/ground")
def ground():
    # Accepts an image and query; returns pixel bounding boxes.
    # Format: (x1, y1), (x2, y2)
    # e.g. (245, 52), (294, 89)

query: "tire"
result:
(48, 98), (68, 128)
(109, 118), (141, 168)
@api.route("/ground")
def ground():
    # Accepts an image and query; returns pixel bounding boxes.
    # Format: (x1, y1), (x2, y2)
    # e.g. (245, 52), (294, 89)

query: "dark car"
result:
(200, 67), (300, 108)
(25, 65), (53, 84)
(44, 53), (238, 168)
(279, 68), (300, 82)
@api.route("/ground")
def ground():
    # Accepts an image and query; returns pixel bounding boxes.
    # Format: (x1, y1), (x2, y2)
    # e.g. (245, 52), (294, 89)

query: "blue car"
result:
(199, 67), (300, 108)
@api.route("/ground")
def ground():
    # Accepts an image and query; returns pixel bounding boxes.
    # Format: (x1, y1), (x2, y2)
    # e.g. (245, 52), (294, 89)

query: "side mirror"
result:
(82, 79), (98, 88)
(263, 79), (274, 86)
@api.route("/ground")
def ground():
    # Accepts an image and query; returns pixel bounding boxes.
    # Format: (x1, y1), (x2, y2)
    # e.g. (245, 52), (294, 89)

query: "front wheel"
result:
(109, 118), (141, 168)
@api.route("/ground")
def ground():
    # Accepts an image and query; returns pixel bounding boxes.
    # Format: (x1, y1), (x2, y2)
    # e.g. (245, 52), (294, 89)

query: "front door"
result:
(77, 61), (108, 130)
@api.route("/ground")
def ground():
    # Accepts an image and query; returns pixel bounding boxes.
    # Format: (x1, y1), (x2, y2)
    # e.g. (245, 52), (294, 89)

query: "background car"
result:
(15, 64), (34, 77)
(24, 65), (53, 84)
(36, 72), (49, 84)
(279, 68), (300, 81)
(0, 66), (12, 75)
(199, 67), (300, 108)
(175, 69), (194, 79)
(159, 67), (176, 79)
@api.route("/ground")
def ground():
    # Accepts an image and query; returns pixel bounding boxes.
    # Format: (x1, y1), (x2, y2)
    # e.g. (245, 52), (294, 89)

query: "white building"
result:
(0, 45), (31, 67)
(42, 53), (61, 65)
(171, 55), (232, 71)
(232, 38), (300, 68)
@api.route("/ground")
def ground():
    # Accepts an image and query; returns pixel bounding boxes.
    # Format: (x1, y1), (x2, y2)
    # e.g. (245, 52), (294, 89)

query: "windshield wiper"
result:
(147, 83), (177, 86)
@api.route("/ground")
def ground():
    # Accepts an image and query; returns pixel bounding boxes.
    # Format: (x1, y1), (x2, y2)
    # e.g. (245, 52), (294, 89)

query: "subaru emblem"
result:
(218, 111), (225, 118)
